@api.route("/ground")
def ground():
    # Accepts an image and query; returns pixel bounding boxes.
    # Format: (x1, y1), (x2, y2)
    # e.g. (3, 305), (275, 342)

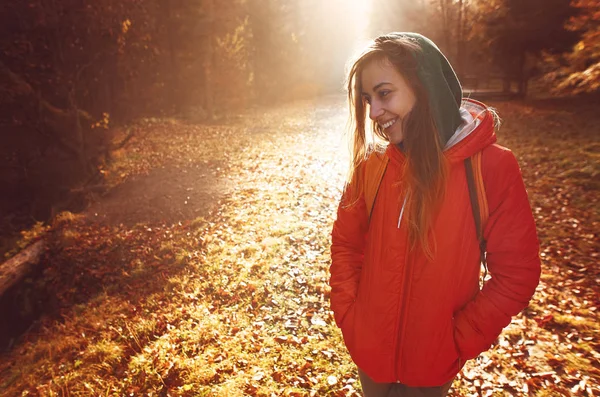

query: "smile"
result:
(380, 118), (397, 129)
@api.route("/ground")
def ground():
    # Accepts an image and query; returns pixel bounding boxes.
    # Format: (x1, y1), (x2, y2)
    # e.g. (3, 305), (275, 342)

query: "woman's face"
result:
(360, 58), (416, 145)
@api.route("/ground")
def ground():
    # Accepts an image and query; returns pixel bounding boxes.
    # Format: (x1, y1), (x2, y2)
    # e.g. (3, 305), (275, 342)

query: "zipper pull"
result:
(397, 196), (408, 228)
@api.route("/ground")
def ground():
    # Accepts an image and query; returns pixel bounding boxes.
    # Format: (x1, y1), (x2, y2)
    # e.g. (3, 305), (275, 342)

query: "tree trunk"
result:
(0, 240), (45, 297)
(456, 0), (464, 76)
(439, 0), (450, 52)
(503, 77), (511, 93)
(203, 0), (215, 119)
(0, 61), (93, 168)
(159, 0), (181, 114)
(518, 78), (528, 97)
(517, 51), (528, 98)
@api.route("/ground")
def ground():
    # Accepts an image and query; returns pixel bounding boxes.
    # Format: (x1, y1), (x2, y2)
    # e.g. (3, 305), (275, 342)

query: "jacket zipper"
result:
(397, 196), (408, 228)
(393, 195), (411, 382)
(453, 315), (463, 371)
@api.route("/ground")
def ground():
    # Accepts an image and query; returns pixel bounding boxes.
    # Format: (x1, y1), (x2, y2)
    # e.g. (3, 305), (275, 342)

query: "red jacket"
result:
(330, 102), (541, 386)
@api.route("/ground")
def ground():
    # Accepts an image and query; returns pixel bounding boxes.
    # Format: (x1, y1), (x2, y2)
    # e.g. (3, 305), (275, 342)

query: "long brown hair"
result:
(345, 34), (448, 259)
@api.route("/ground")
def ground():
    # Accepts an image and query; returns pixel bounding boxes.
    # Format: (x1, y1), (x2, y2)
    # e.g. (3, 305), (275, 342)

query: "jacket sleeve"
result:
(329, 176), (369, 328)
(454, 146), (541, 360)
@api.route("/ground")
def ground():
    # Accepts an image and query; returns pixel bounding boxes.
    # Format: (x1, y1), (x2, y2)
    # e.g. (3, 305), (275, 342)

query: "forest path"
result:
(0, 95), (598, 396)
(86, 96), (348, 227)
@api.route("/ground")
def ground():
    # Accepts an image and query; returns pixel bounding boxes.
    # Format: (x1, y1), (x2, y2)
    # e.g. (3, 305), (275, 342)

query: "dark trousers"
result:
(358, 368), (454, 397)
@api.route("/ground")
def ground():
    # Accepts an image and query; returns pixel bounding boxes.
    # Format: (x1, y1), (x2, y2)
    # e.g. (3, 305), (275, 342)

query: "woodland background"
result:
(0, 1), (599, 396)
(1, 0), (598, 249)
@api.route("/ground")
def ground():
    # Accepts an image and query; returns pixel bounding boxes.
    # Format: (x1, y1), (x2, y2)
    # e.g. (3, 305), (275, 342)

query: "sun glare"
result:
(346, 0), (372, 36)
(337, 0), (374, 60)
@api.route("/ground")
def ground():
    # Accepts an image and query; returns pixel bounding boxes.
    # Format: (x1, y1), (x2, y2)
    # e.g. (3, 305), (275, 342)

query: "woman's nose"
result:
(369, 101), (383, 121)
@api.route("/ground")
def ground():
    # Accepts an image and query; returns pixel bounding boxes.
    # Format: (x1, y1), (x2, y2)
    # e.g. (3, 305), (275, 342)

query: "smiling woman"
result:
(330, 32), (541, 397)
(360, 58), (417, 144)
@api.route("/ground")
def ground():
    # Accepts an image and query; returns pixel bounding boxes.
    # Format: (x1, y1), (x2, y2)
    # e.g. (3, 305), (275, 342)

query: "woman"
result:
(329, 33), (541, 397)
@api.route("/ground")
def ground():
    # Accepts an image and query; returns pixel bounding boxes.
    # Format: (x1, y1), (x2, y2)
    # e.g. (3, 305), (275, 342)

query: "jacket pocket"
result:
(414, 316), (461, 385)
(340, 300), (356, 329)
(451, 316), (464, 370)
(339, 300), (357, 350)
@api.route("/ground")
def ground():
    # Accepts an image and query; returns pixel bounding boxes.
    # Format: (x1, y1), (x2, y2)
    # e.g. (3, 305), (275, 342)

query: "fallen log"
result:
(0, 240), (46, 296)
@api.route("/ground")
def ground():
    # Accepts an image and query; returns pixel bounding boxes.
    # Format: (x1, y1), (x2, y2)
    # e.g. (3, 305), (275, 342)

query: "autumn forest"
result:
(0, 0), (598, 396)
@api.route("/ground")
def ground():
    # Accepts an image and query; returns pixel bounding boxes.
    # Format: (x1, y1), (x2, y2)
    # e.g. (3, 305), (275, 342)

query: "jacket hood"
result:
(387, 99), (496, 164)
(445, 99), (497, 161)
(391, 32), (463, 146)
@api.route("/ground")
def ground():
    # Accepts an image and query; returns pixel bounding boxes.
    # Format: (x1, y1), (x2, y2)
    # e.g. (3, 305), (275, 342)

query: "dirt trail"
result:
(86, 164), (229, 226)
(85, 96), (348, 227)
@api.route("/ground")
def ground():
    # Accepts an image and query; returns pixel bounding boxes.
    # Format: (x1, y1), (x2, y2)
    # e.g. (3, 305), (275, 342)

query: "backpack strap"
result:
(464, 151), (489, 285)
(364, 152), (389, 220)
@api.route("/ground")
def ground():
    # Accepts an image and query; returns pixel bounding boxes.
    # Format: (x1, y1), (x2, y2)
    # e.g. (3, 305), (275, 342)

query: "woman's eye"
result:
(379, 90), (390, 98)
(363, 96), (371, 105)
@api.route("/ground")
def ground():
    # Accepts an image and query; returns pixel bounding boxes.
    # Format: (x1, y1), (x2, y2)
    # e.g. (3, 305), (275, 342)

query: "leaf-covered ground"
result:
(0, 95), (598, 396)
